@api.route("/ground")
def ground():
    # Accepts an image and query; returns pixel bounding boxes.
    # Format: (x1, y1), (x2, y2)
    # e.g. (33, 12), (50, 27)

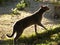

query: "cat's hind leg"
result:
(14, 31), (23, 45)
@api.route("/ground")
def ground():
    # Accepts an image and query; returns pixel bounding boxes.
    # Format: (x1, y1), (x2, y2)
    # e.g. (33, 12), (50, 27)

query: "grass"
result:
(0, 26), (60, 45)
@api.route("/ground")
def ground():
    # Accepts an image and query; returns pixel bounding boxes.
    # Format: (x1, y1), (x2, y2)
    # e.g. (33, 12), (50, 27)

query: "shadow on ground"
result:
(0, 27), (60, 45)
(0, 0), (20, 14)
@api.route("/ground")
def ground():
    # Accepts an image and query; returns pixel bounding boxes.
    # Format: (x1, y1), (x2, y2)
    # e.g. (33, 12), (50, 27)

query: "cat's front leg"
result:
(37, 23), (48, 30)
(34, 24), (38, 35)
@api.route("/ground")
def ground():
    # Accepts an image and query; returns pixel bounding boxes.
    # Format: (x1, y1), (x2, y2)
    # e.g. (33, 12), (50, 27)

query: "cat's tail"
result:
(6, 30), (15, 38)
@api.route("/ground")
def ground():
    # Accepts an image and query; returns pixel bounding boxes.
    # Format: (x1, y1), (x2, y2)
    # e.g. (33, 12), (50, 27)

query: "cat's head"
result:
(41, 5), (49, 11)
